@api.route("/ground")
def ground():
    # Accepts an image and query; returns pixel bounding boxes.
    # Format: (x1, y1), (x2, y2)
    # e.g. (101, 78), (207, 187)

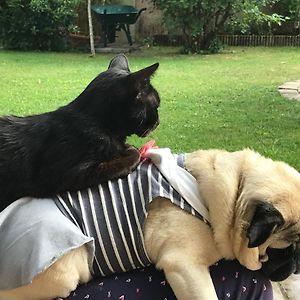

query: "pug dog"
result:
(1, 148), (300, 300)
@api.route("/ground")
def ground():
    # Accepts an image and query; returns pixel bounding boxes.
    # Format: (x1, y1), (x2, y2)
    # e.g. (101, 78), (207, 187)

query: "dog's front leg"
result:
(0, 245), (91, 300)
(145, 198), (221, 300)
(158, 254), (218, 300)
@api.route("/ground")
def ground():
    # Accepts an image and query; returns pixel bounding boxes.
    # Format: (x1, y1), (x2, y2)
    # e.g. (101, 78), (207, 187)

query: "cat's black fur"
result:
(0, 54), (160, 212)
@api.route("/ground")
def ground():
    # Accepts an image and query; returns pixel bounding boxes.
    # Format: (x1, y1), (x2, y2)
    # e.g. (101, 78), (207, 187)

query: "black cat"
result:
(0, 54), (160, 212)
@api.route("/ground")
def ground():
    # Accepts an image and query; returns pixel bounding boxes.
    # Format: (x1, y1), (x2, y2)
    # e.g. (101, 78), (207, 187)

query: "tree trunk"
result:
(87, 0), (95, 56)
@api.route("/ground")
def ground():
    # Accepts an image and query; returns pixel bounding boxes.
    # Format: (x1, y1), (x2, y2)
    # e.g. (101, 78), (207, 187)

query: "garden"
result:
(1, 1), (300, 299)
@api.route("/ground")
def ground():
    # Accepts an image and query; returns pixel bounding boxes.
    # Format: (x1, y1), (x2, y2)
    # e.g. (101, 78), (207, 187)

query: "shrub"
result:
(0, 0), (80, 51)
(152, 0), (288, 54)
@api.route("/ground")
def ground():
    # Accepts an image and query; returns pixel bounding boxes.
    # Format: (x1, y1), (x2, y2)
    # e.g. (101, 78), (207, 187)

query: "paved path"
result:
(272, 275), (300, 300)
(278, 80), (300, 101)
(274, 80), (300, 298)
(273, 80), (300, 298)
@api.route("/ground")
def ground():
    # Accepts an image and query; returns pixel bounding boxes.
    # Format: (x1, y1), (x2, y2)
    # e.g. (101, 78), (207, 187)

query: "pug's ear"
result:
(247, 201), (284, 248)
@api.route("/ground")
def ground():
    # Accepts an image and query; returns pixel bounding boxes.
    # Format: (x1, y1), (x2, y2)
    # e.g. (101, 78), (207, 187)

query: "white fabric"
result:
(144, 148), (210, 222)
(0, 197), (94, 289)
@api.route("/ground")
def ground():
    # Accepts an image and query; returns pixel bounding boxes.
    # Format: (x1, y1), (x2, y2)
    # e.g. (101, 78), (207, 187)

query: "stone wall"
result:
(134, 0), (165, 40)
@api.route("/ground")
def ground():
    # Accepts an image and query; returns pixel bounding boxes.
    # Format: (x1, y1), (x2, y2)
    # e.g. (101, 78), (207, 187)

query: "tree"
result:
(87, 0), (95, 56)
(272, 0), (300, 20)
(87, 0), (113, 56)
(152, 0), (287, 53)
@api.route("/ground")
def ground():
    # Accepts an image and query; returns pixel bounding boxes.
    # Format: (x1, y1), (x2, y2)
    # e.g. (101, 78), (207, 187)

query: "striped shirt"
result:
(55, 154), (207, 277)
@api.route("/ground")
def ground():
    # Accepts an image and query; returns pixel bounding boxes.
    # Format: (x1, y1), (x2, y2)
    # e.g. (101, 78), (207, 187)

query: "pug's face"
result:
(234, 159), (300, 281)
(186, 149), (300, 282)
(244, 200), (300, 281)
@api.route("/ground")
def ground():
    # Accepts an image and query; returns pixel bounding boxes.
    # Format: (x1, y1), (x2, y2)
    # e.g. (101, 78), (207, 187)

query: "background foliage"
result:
(0, 0), (80, 51)
(151, 0), (293, 53)
(273, 0), (300, 20)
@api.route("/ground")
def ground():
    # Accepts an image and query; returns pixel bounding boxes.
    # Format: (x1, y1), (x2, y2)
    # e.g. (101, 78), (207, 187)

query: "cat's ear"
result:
(129, 63), (159, 89)
(108, 54), (130, 71)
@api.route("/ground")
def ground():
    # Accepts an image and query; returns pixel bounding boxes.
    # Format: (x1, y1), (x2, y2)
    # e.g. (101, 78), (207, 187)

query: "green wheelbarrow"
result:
(91, 4), (146, 47)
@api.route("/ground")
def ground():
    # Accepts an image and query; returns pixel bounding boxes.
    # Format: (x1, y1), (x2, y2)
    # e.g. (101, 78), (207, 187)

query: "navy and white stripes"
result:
(55, 155), (206, 276)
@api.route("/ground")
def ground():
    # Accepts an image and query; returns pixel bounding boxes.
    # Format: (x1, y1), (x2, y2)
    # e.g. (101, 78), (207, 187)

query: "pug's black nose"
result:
(262, 246), (297, 281)
(294, 243), (300, 274)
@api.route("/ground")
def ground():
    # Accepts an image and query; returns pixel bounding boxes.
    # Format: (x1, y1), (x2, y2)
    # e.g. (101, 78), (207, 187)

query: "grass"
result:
(1, 47), (300, 169)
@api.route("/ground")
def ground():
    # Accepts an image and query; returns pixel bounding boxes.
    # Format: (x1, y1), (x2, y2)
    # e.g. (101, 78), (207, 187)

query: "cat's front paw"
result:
(125, 144), (140, 156)
(97, 145), (141, 181)
(124, 145), (141, 170)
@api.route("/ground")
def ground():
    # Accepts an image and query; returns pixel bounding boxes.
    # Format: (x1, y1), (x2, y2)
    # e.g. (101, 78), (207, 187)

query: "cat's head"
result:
(72, 54), (160, 139)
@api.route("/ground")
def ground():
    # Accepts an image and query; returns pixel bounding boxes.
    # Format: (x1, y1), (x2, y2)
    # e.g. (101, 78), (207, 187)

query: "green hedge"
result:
(0, 0), (81, 51)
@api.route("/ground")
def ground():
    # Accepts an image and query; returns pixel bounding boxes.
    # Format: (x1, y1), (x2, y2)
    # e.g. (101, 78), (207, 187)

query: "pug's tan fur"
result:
(1, 149), (300, 300)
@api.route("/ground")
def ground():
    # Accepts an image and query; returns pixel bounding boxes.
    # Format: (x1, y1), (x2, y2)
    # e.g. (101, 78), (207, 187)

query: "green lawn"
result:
(1, 47), (300, 169)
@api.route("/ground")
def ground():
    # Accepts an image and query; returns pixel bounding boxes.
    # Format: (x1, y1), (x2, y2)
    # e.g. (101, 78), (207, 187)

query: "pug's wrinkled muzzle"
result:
(261, 244), (300, 281)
